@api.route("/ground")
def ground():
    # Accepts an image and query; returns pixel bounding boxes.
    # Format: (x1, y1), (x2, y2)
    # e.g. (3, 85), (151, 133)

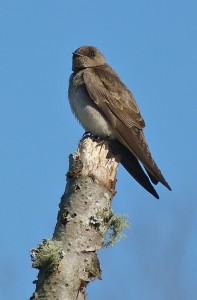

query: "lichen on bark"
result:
(30, 137), (127, 300)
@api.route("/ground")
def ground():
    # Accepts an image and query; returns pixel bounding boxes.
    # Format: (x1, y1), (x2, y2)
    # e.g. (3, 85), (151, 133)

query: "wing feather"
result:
(83, 66), (171, 190)
(83, 65), (145, 129)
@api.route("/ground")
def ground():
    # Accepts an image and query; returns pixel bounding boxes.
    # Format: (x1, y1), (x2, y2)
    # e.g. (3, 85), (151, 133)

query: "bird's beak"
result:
(72, 52), (84, 57)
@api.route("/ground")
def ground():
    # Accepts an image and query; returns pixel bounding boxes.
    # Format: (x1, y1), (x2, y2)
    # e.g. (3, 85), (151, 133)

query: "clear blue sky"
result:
(0, 1), (196, 299)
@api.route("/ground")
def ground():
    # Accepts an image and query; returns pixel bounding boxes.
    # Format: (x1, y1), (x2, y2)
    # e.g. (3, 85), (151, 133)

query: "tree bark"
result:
(30, 137), (121, 300)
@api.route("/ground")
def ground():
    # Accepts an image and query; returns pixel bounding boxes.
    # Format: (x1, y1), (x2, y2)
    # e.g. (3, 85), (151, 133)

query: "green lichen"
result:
(89, 209), (129, 247)
(104, 213), (129, 247)
(30, 239), (64, 272)
(89, 215), (103, 228)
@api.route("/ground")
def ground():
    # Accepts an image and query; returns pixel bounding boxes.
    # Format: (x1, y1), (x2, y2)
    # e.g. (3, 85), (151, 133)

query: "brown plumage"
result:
(68, 46), (171, 199)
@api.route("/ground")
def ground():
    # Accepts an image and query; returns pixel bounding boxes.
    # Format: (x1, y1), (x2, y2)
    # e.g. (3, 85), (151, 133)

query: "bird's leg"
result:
(83, 132), (113, 144)
(83, 131), (101, 141)
(83, 131), (93, 137)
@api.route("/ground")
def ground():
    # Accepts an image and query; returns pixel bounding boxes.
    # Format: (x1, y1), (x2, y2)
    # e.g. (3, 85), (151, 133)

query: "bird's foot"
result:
(83, 131), (93, 137)
(83, 131), (100, 142)
(83, 132), (112, 143)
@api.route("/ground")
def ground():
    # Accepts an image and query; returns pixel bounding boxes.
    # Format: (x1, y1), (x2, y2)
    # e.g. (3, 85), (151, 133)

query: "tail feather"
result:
(110, 141), (160, 199)
(114, 119), (171, 191)
(145, 168), (159, 185)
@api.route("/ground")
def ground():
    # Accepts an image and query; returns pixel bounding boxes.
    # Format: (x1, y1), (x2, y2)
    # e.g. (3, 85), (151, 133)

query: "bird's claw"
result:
(83, 131), (100, 140)
(83, 132), (111, 142)
(83, 131), (92, 137)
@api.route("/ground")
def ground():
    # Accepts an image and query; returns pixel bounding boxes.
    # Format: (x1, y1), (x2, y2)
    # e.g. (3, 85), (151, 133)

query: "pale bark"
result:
(30, 137), (120, 300)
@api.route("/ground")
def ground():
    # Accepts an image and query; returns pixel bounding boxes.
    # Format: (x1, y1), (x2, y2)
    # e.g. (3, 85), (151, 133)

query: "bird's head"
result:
(72, 46), (106, 71)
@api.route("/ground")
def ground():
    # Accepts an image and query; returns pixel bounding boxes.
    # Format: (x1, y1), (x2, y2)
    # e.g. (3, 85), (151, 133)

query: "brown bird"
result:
(68, 46), (171, 199)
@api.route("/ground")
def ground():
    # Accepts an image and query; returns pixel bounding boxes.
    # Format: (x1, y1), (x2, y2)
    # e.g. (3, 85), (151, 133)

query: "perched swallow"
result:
(68, 46), (171, 199)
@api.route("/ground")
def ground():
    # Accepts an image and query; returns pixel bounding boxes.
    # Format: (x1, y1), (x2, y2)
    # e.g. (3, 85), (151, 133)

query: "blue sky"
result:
(0, 1), (196, 299)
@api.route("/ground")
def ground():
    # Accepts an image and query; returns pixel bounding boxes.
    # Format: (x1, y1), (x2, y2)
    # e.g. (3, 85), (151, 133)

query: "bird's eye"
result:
(89, 50), (96, 57)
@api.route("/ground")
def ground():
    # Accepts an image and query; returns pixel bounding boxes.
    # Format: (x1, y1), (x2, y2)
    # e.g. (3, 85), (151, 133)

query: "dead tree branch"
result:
(30, 137), (123, 300)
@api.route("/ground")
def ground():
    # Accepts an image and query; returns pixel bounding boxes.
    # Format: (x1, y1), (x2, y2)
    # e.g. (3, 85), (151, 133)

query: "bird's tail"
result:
(110, 141), (160, 199)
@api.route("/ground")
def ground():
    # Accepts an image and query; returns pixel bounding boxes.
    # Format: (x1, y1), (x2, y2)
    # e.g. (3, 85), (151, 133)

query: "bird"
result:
(68, 45), (171, 199)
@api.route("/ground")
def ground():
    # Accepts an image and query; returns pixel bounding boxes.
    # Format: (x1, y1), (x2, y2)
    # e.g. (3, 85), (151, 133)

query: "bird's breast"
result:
(68, 76), (115, 138)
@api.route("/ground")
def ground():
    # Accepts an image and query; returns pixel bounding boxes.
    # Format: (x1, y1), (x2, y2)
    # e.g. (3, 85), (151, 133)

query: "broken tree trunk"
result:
(30, 137), (122, 300)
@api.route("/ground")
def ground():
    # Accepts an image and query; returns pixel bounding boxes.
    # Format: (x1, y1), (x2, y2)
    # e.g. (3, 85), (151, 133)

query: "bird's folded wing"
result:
(83, 67), (171, 190)
(83, 66), (145, 129)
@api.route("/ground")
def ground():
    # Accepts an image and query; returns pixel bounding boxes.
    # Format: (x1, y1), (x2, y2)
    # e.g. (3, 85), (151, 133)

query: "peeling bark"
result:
(30, 137), (120, 300)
